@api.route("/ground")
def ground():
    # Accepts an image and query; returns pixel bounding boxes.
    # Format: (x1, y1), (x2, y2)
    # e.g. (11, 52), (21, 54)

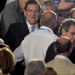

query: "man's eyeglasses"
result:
(26, 9), (39, 13)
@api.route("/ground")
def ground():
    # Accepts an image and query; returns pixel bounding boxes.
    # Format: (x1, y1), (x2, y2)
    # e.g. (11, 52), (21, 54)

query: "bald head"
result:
(43, 11), (56, 19)
(58, 37), (70, 45)
(54, 37), (72, 54)
(40, 10), (57, 29)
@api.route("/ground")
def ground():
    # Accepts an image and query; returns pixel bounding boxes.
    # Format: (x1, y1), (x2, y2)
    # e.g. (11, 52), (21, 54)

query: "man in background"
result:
(46, 37), (75, 75)
(13, 10), (58, 66)
(25, 59), (45, 75)
(1, 0), (28, 37)
(4, 0), (41, 75)
(45, 19), (75, 64)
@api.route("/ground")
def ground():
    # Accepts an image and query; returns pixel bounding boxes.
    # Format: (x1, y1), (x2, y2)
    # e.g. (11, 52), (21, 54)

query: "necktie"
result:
(31, 26), (35, 32)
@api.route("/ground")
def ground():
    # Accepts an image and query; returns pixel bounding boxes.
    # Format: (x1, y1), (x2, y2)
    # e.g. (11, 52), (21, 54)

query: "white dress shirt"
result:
(13, 26), (58, 65)
(26, 20), (39, 33)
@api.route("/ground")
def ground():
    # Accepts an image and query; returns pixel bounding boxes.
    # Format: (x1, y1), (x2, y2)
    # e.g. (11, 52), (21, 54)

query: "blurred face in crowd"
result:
(19, 0), (28, 11)
(38, 0), (44, 5)
(62, 25), (75, 44)
(46, 2), (57, 13)
(24, 4), (41, 25)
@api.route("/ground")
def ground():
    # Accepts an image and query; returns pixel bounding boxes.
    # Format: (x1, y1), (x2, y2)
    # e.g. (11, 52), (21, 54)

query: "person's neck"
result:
(41, 25), (53, 30)
(48, 26), (54, 31)
(59, 52), (69, 57)
(29, 23), (36, 26)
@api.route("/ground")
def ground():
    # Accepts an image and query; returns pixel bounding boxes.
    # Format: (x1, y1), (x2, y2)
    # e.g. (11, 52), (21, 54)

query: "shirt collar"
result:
(55, 55), (71, 63)
(40, 26), (53, 33)
(26, 20), (39, 30)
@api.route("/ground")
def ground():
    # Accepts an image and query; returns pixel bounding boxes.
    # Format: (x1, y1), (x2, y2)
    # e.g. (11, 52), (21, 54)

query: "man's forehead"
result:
(69, 24), (75, 30)
(27, 4), (39, 9)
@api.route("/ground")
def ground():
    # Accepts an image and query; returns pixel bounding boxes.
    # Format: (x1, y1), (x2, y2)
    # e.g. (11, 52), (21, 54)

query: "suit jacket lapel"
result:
(21, 20), (30, 35)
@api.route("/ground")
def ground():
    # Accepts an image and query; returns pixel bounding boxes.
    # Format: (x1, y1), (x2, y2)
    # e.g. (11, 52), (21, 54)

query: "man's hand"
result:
(58, 0), (73, 10)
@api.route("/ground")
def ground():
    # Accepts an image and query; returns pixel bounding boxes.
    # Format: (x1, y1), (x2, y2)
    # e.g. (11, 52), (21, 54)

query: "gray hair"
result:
(40, 10), (57, 26)
(41, 0), (56, 12)
(25, 59), (46, 75)
(58, 18), (75, 36)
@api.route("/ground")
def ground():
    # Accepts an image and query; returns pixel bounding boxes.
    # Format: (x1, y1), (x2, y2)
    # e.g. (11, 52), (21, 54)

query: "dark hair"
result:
(45, 67), (57, 75)
(54, 38), (72, 54)
(24, 0), (41, 10)
(58, 19), (75, 36)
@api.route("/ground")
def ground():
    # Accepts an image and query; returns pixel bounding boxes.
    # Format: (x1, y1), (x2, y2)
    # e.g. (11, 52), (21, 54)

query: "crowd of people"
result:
(0, 0), (75, 75)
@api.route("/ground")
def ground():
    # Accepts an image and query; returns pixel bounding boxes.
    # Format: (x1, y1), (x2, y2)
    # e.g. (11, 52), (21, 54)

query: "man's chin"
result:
(31, 21), (36, 24)
(30, 22), (36, 25)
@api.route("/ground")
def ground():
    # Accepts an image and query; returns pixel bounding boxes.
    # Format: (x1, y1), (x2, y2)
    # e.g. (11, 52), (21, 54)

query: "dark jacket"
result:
(4, 20), (30, 51)
(45, 42), (75, 64)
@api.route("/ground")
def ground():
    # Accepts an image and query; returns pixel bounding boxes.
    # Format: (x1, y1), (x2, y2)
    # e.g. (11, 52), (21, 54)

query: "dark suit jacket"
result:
(3, 20), (30, 51)
(45, 42), (75, 64)
(45, 42), (57, 63)
(3, 21), (30, 75)
(3, 20), (40, 75)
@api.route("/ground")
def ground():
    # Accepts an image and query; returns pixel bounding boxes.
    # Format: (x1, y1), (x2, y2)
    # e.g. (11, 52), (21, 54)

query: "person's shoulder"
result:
(46, 59), (55, 67)
(66, 62), (75, 73)
(53, 33), (58, 38)
(10, 22), (23, 27)
(69, 62), (75, 68)
(3, 1), (16, 11)
(9, 21), (26, 29)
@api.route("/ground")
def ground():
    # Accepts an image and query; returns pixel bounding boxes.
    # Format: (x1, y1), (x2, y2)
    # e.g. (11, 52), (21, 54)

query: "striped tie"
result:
(31, 26), (35, 32)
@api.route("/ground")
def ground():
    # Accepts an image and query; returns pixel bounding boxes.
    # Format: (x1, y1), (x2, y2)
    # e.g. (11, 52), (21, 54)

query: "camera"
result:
(65, 0), (75, 3)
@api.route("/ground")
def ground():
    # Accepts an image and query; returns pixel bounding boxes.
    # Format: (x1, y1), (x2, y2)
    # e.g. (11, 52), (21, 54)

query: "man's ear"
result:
(69, 46), (73, 54)
(54, 22), (57, 28)
(38, 10), (42, 19)
(24, 10), (27, 16)
(40, 20), (42, 26)
(54, 45), (57, 52)
(62, 29), (67, 35)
